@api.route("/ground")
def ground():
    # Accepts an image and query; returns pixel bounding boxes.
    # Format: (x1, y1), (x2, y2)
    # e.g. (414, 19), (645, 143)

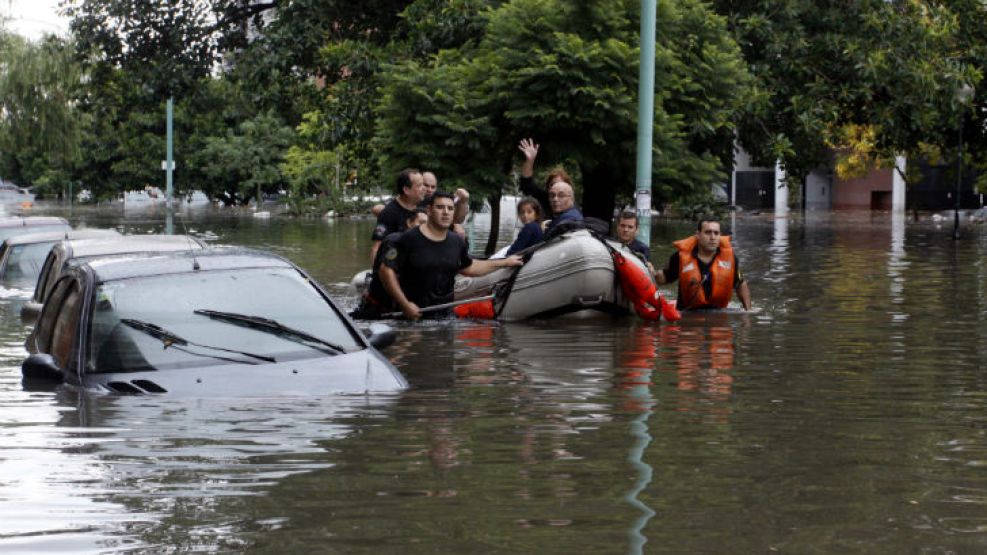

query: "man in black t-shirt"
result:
(351, 209), (428, 319)
(370, 168), (427, 263)
(379, 191), (523, 320)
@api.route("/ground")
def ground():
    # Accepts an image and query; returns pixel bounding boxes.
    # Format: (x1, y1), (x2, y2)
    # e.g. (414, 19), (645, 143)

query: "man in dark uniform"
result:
(656, 217), (752, 311)
(613, 210), (655, 274)
(370, 168), (426, 263)
(379, 191), (523, 320)
(351, 209), (427, 319)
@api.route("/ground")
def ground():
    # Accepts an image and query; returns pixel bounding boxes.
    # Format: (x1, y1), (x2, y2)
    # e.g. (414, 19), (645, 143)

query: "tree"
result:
(376, 0), (751, 227)
(194, 111), (294, 205)
(710, 0), (983, 185)
(0, 35), (83, 195)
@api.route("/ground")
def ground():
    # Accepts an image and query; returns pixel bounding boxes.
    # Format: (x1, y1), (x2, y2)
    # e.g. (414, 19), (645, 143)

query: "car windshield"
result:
(87, 268), (364, 373)
(4, 242), (56, 285)
(0, 224), (69, 243)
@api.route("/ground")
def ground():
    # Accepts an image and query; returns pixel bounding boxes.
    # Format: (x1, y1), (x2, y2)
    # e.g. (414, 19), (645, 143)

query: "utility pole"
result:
(635, 0), (657, 244)
(165, 97), (174, 234)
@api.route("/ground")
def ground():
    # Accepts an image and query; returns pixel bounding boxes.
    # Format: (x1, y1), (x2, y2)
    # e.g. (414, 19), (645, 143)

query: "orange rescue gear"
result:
(454, 298), (496, 319)
(673, 235), (735, 309)
(611, 250), (681, 322)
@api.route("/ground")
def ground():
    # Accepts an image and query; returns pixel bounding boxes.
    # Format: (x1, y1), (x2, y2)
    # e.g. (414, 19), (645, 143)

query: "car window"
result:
(88, 268), (363, 373)
(4, 242), (55, 283)
(50, 282), (83, 370)
(36, 277), (77, 354)
(40, 253), (69, 303)
(33, 251), (58, 302)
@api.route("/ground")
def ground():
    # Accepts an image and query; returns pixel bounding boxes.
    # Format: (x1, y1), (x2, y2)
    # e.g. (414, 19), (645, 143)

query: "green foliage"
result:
(377, 0), (750, 211)
(711, 0), (983, 181)
(195, 111), (295, 204)
(0, 35), (82, 194)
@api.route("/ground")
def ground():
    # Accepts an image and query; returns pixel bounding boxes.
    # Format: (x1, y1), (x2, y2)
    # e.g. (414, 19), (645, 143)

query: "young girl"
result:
(506, 197), (545, 255)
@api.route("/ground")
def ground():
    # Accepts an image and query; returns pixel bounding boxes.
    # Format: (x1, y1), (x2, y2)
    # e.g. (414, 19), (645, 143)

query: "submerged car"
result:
(21, 234), (207, 322)
(0, 228), (120, 287)
(0, 217), (70, 243)
(22, 248), (406, 395)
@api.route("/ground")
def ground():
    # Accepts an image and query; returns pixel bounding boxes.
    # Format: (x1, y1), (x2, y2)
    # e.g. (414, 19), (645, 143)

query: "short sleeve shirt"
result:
(383, 227), (472, 308)
(372, 199), (417, 241)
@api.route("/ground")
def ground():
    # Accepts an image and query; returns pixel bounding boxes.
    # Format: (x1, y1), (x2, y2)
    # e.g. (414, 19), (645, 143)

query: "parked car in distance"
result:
(0, 228), (121, 288)
(0, 217), (70, 243)
(22, 248), (406, 396)
(21, 234), (207, 323)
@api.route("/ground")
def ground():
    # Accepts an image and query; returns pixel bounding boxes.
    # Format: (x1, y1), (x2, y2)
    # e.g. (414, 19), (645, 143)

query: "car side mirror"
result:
(22, 353), (63, 382)
(366, 323), (397, 350)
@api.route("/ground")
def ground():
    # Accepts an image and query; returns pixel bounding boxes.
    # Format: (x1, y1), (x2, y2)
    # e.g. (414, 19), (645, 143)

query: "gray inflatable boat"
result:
(455, 229), (647, 321)
(350, 229), (650, 321)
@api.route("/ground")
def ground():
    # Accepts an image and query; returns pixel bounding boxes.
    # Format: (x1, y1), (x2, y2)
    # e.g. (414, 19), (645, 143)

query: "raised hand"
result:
(518, 138), (539, 162)
(518, 138), (539, 178)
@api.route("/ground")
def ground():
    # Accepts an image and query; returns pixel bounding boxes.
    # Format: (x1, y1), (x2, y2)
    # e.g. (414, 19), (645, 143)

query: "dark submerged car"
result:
(22, 249), (406, 395)
(21, 234), (207, 322)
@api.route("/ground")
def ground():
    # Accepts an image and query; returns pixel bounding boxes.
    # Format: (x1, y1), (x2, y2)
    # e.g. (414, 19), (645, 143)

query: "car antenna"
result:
(178, 214), (201, 270)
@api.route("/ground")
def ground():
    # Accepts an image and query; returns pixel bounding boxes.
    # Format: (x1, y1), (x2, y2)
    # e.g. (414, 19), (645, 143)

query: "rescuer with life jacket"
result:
(656, 217), (752, 311)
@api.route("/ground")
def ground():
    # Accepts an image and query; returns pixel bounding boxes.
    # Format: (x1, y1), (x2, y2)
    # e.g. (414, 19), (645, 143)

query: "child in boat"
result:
(506, 196), (545, 255)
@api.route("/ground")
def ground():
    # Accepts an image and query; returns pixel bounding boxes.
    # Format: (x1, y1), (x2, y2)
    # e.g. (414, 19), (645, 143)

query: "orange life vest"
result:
(673, 235), (735, 309)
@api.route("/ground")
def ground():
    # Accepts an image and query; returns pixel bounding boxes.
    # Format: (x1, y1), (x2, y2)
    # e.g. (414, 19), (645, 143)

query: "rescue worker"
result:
(380, 191), (523, 320)
(370, 168), (427, 262)
(656, 217), (752, 311)
(423, 171), (470, 239)
(351, 209), (427, 319)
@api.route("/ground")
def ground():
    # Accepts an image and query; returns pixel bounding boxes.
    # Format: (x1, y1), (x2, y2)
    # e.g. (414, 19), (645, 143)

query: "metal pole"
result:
(954, 116), (963, 240)
(635, 0), (657, 245)
(166, 97), (174, 235)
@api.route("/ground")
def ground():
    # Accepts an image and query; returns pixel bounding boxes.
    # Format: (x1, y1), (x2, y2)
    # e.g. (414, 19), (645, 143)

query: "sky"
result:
(2, 0), (70, 41)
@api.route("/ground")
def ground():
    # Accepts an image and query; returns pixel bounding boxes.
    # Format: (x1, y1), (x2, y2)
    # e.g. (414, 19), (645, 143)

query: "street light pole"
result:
(634, 0), (657, 245)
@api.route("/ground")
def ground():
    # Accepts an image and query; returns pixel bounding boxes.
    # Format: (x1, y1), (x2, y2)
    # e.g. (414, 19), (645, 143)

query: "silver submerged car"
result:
(0, 228), (120, 287)
(21, 234), (207, 322)
(22, 249), (406, 396)
(0, 216), (70, 243)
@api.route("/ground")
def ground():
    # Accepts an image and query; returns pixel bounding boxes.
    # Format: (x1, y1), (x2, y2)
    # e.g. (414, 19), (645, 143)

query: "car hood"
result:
(77, 348), (408, 396)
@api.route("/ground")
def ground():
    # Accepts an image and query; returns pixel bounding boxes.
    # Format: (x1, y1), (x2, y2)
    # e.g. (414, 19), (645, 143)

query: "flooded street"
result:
(2, 203), (987, 553)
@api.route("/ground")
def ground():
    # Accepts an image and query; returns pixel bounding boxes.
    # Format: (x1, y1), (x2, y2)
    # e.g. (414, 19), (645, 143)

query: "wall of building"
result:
(832, 168), (893, 210)
(804, 169), (831, 210)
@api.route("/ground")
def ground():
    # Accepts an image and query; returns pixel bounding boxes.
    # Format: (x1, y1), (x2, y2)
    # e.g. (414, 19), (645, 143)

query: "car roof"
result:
(0, 216), (69, 229)
(57, 234), (205, 258)
(83, 248), (296, 283)
(2, 228), (119, 247)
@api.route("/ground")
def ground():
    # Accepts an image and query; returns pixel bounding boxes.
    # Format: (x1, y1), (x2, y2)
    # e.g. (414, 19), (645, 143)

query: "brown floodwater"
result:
(2, 202), (987, 553)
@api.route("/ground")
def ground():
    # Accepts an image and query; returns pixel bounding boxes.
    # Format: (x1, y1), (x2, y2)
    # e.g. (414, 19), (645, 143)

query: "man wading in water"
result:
(379, 191), (523, 320)
(656, 217), (752, 311)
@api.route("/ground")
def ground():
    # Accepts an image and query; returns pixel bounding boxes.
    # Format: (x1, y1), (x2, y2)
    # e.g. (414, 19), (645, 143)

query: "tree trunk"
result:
(579, 165), (618, 224)
(484, 190), (502, 256)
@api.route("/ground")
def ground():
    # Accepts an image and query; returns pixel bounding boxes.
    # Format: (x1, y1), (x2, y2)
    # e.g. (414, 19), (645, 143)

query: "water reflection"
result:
(615, 325), (657, 554)
(3, 208), (987, 552)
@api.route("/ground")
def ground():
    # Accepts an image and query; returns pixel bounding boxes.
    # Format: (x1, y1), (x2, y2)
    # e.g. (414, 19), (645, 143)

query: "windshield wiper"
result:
(120, 318), (276, 363)
(193, 309), (347, 356)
